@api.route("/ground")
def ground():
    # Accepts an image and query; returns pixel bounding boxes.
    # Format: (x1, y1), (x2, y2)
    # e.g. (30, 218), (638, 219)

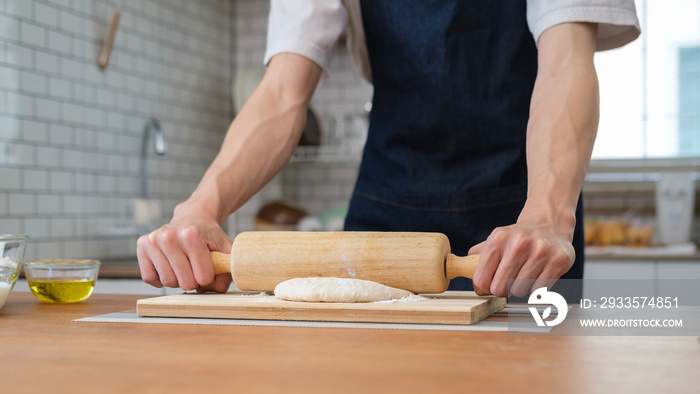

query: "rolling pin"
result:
(209, 231), (479, 294)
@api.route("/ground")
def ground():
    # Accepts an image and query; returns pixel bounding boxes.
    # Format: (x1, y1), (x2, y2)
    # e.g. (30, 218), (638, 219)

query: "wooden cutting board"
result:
(136, 291), (505, 325)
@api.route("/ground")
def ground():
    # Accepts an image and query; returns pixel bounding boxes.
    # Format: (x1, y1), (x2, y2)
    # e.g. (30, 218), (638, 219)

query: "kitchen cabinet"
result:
(657, 260), (700, 278)
(584, 255), (700, 298)
(584, 260), (656, 280)
(657, 261), (700, 305)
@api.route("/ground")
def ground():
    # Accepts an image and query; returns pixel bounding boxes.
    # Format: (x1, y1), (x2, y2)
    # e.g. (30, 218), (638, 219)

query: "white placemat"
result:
(74, 306), (552, 333)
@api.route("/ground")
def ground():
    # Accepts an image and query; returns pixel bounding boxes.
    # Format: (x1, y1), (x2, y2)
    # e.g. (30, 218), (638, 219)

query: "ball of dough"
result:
(274, 277), (413, 303)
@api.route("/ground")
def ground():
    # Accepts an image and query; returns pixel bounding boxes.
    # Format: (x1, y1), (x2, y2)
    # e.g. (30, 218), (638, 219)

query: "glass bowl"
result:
(23, 259), (101, 303)
(0, 265), (17, 309)
(1, 234), (30, 290)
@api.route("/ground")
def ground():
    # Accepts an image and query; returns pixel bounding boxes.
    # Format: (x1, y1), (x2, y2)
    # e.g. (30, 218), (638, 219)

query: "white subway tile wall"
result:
(1, 0), (233, 260)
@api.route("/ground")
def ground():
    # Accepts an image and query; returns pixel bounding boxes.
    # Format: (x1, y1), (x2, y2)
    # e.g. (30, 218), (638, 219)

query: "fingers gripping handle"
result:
(210, 251), (231, 275)
(446, 254), (479, 280)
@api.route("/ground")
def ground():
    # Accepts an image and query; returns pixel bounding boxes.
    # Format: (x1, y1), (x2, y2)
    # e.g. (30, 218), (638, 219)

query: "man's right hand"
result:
(137, 211), (233, 293)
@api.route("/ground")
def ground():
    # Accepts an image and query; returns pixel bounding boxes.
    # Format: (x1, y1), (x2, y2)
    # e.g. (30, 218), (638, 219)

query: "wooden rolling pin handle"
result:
(446, 254), (480, 280)
(210, 251), (231, 275)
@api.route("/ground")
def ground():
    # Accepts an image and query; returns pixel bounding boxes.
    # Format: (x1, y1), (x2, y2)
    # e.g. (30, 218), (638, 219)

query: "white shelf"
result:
(290, 145), (363, 164)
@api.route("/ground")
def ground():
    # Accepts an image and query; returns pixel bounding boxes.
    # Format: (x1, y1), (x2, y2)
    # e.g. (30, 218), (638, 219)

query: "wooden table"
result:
(1, 292), (698, 393)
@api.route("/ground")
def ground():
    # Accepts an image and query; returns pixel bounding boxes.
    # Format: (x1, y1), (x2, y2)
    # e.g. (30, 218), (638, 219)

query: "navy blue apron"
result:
(345, 0), (584, 301)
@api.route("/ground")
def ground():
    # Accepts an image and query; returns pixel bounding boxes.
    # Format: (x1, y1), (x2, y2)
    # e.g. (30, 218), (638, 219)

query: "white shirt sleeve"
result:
(264, 0), (348, 73)
(526, 0), (641, 51)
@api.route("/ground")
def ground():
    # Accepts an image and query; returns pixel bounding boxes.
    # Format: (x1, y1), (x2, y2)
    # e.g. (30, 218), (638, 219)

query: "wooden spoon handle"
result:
(445, 254), (480, 280)
(210, 251), (231, 275)
(97, 10), (120, 69)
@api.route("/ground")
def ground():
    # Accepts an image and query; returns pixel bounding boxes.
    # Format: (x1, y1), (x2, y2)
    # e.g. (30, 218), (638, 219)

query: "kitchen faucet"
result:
(140, 117), (167, 199)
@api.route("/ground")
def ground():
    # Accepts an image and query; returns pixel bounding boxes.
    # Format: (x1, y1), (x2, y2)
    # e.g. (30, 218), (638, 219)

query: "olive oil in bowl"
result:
(23, 259), (100, 304)
(28, 278), (96, 303)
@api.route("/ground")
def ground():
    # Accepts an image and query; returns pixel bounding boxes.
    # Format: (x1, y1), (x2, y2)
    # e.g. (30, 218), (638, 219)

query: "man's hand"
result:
(470, 208), (576, 298)
(137, 207), (233, 293)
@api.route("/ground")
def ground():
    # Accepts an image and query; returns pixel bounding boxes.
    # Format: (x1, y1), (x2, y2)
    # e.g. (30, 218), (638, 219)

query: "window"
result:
(593, 0), (700, 159)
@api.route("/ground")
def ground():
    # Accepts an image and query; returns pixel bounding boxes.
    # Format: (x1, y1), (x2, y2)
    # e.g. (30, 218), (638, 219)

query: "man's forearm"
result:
(177, 54), (323, 224)
(181, 92), (308, 224)
(522, 22), (600, 236)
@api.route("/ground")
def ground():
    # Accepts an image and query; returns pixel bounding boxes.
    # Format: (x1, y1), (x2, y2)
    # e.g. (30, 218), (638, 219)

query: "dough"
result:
(274, 277), (413, 303)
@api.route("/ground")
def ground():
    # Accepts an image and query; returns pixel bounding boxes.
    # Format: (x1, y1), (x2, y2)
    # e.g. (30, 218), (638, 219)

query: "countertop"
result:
(585, 243), (700, 261)
(1, 292), (698, 393)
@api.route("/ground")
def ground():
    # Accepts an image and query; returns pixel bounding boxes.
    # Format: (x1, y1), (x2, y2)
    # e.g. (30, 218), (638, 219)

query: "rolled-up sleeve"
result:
(526, 0), (641, 51)
(264, 0), (348, 72)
